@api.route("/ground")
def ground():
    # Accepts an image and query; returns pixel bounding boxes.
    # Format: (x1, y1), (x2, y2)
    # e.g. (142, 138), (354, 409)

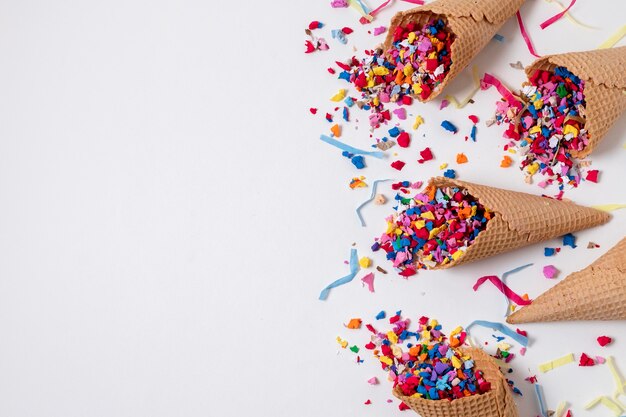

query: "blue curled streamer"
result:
(356, 179), (391, 227)
(465, 320), (529, 347)
(320, 135), (385, 159)
(318, 249), (359, 301)
(501, 263), (534, 317)
(534, 384), (548, 417)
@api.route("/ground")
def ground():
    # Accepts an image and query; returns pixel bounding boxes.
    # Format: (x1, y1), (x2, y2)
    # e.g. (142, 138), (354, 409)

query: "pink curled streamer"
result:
(516, 11), (541, 58)
(540, 0), (577, 30)
(473, 275), (532, 306)
(482, 73), (523, 110)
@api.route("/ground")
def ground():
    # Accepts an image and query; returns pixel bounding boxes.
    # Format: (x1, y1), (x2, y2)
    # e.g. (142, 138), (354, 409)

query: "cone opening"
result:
(375, 182), (494, 274)
(491, 63), (591, 188)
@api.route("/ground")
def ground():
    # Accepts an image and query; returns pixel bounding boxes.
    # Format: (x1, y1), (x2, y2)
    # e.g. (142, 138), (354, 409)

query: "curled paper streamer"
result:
(544, 0), (597, 29)
(535, 384), (548, 417)
(592, 204), (626, 212)
(502, 263), (533, 316)
(465, 320), (529, 347)
(445, 66), (481, 109)
(356, 179), (391, 226)
(598, 25), (626, 49)
(516, 11), (541, 58)
(319, 249), (359, 300)
(482, 73), (523, 110)
(473, 275), (532, 306)
(540, 0), (576, 29)
(539, 353), (575, 373)
(320, 135), (385, 159)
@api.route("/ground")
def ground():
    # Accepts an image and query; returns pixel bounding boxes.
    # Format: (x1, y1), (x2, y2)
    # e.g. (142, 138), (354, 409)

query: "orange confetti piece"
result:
(346, 318), (362, 329)
(330, 124), (341, 138)
(456, 153), (468, 164)
(500, 155), (513, 168)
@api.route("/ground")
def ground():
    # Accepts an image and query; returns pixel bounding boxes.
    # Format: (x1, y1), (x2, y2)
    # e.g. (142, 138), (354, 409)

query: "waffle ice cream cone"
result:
(525, 46), (626, 158)
(426, 177), (610, 269)
(507, 237), (626, 324)
(394, 347), (519, 417)
(384, 0), (525, 102)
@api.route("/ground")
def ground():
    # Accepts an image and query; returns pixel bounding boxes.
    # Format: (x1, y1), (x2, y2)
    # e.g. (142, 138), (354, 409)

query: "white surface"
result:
(0, 1), (624, 416)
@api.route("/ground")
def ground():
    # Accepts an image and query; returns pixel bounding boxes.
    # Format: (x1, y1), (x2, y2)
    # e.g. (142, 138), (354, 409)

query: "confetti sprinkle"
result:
(562, 233), (577, 248)
(375, 183), (493, 273)
(418, 147), (434, 163)
(441, 120), (458, 134)
(347, 318), (362, 329)
(500, 155), (513, 168)
(456, 153), (468, 164)
(349, 176), (368, 189)
(579, 352), (595, 366)
(597, 336), (613, 347)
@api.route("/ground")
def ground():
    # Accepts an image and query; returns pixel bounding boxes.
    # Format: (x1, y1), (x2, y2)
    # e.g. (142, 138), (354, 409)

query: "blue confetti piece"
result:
(388, 126), (401, 137)
(441, 120), (458, 133)
(493, 33), (505, 42)
(443, 169), (456, 179)
(351, 155), (365, 169)
(318, 249), (359, 300)
(320, 135), (385, 159)
(470, 125), (477, 142)
(375, 311), (386, 320)
(544, 247), (556, 256)
(563, 233), (577, 248)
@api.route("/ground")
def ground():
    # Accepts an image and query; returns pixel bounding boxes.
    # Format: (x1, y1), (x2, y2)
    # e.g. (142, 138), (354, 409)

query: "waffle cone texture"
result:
(383, 0), (525, 102)
(507, 237), (626, 324)
(426, 177), (610, 269)
(393, 347), (519, 417)
(525, 46), (626, 158)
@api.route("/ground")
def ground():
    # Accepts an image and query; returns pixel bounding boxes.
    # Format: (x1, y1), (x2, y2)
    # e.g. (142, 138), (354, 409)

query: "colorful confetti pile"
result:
(492, 66), (591, 190)
(373, 184), (493, 275)
(372, 316), (490, 400)
(340, 18), (454, 128)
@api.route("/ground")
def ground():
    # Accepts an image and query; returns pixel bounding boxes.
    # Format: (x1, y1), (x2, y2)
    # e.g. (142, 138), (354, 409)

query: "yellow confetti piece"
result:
(451, 355), (462, 369)
(413, 115), (424, 130)
(563, 124), (578, 136)
(337, 336), (348, 349)
(599, 25), (626, 49)
(585, 396), (624, 416)
(373, 66), (389, 76)
(359, 257), (372, 268)
(330, 89), (347, 102)
(592, 204), (626, 212)
(387, 331), (398, 345)
(451, 250), (464, 261)
(379, 355), (393, 366)
(445, 66), (481, 109)
(439, 163), (448, 170)
(538, 353), (575, 372)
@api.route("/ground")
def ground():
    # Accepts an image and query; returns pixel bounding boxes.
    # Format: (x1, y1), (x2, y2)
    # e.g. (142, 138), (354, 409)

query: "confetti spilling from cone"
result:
(373, 183), (493, 274)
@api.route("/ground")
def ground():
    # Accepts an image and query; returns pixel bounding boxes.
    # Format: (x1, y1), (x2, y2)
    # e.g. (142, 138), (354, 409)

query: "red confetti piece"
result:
(391, 160), (406, 171)
(308, 21), (323, 30)
(597, 336), (612, 347)
(579, 352), (595, 366)
(399, 402), (410, 411)
(364, 399), (371, 405)
(304, 40), (316, 53)
(342, 27), (354, 34)
(417, 147), (433, 163)
(335, 60), (351, 71)
(325, 113), (333, 122)
(309, 108), (318, 115)
(516, 328), (528, 337)
(398, 268), (416, 277)
(468, 115), (479, 124)
(397, 131), (411, 148)
(327, 67), (336, 74)
(586, 169), (599, 183)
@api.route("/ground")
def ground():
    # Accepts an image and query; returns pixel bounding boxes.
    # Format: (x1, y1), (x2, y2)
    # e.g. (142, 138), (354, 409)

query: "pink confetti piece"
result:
(361, 272), (375, 292)
(596, 356), (606, 364)
(393, 107), (407, 120)
(543, 265), (558, 279)
(473, 275), (532, 306)
(440, 99), (450, 109)
(540, 0), (576, 30)
(373, 26), (387, 36)
(367, 376), (379, 384)
(516, 11), (541, 58)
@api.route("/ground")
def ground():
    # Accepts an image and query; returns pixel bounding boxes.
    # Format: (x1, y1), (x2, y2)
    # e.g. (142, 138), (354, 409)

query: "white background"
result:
(0, 1), (624, 416)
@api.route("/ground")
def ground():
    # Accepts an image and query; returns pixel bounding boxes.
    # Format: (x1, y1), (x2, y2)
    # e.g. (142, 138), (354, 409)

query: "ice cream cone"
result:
(525, 47), (626, 158)
(507, 237), (626, 324)
(384, 0), (525, 102)
(426, 177), (611, 269)
(393, 347), (519, 417)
